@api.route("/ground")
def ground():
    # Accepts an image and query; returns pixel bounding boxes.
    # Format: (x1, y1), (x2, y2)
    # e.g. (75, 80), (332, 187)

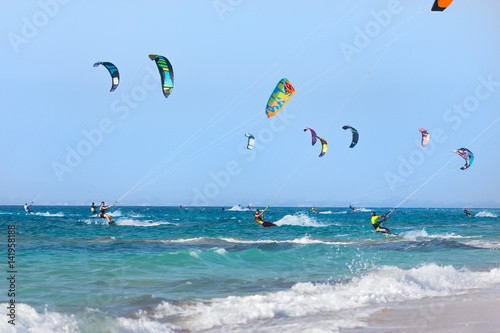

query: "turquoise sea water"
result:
(1, 205), (499, 332)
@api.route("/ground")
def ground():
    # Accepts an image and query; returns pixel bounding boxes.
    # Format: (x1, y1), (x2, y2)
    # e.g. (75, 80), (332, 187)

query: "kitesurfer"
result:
(99, 201), (115, 225)
(249, 207), (276, 227)
(253, 209), (266, 226)
(464, 208), (472, 217)
(24, 203), (33, 214)
(91, 202), (98, 215)
(349, 205), (356, 212)
(312, 206), (318, 214)
(371, 212), (391, 234)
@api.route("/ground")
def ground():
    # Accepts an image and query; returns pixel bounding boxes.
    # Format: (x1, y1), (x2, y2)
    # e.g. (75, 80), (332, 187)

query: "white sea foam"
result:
(461, 239), (500, 250)
(315, 210), (347, 215)
(34, 211), (64, 217)
(0, 303), (79, 333)
(82, 218), (108, 225)
(275, 212), (327, 227)
(355, 207), (371, 212)
(115, 218), (175, 227)
(110, 209), (123, 217)
(144, 264), (500, 332)
(0, 303), (178, 333)
(227, 205), (249, 211)
(161, 237), (208, 243)
(475, 211), (498, 218)
(402, 229), (477, 241)
(221, 236), (351, 245)
(214, 248), (227, 255)
(162, 236), (350, 246)
(189, 250), (201, 258)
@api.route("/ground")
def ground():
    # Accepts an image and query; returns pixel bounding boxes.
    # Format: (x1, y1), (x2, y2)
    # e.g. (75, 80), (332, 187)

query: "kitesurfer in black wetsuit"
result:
(99, 201), (115, 224)
(249, 207), (276, 227)
(91, 202), (98, 215)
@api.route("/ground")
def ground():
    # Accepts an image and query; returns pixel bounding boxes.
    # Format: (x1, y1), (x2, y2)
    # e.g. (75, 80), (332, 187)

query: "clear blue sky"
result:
(1, 0), (499, 207)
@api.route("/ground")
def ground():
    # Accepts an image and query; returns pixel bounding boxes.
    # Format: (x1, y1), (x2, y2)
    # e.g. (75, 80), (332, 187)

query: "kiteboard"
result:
(262, 221), (277, 227)
(108, 220), (116, 226)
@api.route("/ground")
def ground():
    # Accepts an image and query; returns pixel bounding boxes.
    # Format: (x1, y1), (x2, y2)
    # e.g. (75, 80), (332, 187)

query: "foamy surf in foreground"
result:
(148, 264), (500, 332)
(5, 264), (498, 333)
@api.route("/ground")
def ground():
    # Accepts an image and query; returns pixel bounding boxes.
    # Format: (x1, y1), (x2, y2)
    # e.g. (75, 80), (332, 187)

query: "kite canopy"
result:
(431, 0), (453, 11)
(245, 133), (255, 150)
(419, 128), (430, 147)
(316, 137), (328, 157)
(93, 61), (119, 92)
(149, 54), (174, 98)
(342, 125), (359, 148)
(303, 128), (318, 145)
(265, 78), (295, 118)
(452, 148), (474, 170)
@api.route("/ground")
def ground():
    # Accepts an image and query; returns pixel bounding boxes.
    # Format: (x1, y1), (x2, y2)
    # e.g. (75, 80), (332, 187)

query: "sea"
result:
(1, 205), (499, 332)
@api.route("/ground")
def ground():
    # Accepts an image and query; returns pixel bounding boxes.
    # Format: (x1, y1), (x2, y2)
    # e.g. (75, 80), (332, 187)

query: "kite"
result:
(149, 54), (174, 98)
(265, 78), (295, 118)
(317, 137), (328, 157)
(419, 128), (430, 147)
(303, 128), (318, 145)
(431, 0), (453, 11)
(342, 125), (359, 148)
(452, 148), (474, 170)
(93, 62), (119, 92)
(245, 133), (255, 150)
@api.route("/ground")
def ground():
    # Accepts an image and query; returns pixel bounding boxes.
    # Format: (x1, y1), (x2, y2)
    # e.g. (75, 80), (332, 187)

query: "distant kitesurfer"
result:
(250, 208), (276, 227)
(179, 205), (183, 210)
(91, 202), (98, 215)
(24, 203), (33, 214)
(99, 201), (115, 225)
(464, 208), (472, 217)
(221, 207), (225, 211)
(349, 205), (356, 212)
(312, 206), (318, 214)
(371, 212), (391, 234)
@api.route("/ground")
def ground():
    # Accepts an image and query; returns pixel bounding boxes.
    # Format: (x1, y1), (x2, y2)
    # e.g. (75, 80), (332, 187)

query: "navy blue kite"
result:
(93, 61), (119, 92)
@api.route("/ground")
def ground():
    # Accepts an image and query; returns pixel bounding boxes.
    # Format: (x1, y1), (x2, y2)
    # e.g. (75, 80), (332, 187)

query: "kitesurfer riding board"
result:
(24, 203), (33, 215)
(250, 208), (277, 227)
(99, 201), (116, 226)
(371, 212), (397, 235)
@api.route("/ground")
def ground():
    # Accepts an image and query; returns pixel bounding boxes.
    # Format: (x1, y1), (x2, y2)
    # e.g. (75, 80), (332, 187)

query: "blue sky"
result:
(1, 0), (499, 207)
